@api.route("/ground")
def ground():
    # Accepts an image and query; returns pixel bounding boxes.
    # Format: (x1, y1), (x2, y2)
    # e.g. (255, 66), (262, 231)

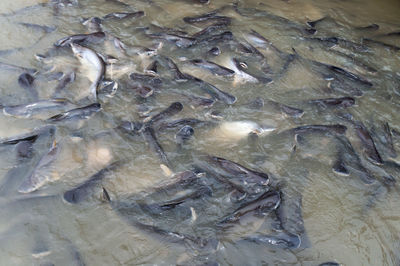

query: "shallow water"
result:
(0, 0), (399, 265)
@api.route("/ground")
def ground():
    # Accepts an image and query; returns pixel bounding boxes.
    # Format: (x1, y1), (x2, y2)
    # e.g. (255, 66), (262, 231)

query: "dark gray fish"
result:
(148, 32), (196, 48)
(237, 42), (265, 59)
(145, 102), (183, 126)
(129, 73), (162, 88)
(318, 262), (340, 266)
(208, 47), (221, 56)
(147, 185), (211, 211)
(63, 161), (122, 204)
(103, 11), (144, 20)
(53, 72), (76, 97)
(218, 190), (280, 225)
(370, 122), (397, 158)
(354, 122), (383, 165)
(141, 126), (170, 166)
(196, 31), (233, 45)
(250, 98), (303, 117)
(98, 79), (118, 98)
(327, 65), (372, 87)
(189, 59), (235, 76)
(129, 83), (154, 98)
(308, 97), (355, 108)
(47, 103), (101, 122)
(292, 125), (347, 135)
(192, 22), (230, 38)
(173, 92), (215, 109)
(175, 125), (194, 146)
(158, 118), (207, 131)
(183, 12), (231, 25)
(82, 17), (103, 33)
(333, 136), (377, 184)
(243, 231), (301, 249)
(18, 72), (38, 99)
(18, 22), (56, 33)
(209, 156), (270, 186)
(355, 23), (379, 31)
(196, 78), (236, 104)
(54, 32), (106, 47)
(3, 99), (70, 118)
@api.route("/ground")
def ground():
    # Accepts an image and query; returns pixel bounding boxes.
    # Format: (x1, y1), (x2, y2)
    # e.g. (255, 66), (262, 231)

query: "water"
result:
(0, 0), (399, 265)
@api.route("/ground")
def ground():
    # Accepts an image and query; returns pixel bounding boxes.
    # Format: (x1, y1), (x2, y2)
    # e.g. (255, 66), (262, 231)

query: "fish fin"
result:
(102, 187), (111, 202)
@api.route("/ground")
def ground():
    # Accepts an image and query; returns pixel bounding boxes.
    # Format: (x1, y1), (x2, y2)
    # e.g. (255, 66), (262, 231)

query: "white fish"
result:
(71, 43), (104, 101)
(213, 121), (275, 141)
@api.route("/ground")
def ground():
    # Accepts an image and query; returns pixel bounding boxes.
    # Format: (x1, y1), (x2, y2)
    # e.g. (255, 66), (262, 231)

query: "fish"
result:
(354, 122), (383, 165)
(247, 98), (304, 118)
(208, 47), (221, 56)
(54, 32), (106, 47)
(3, 99), (71, 118)
(81, 17), (103, 33)
(362, 38), (400, 51)
(370, 122), (397, 158)
(243, 231), (301, 249)
(145, 102), (184, 126)
(308, 97), (355, 108)
(63, 161), (122, 204)
(18, 140), (59, 193)
(217, 190), (280, 225)
(141, 126), (170, 166)
(103, 11), (144, 20)
(18, 72), (38, 99)
(230, 58), (273, 84)
(291, 125), (347, 135)
(175, 125), (194, 146)
(71, 43), (105, 101)
(183, 12), (231, 25)
(0, 62), (36, 74)
(333, 136), (377, 184)
(192, 22), (230, 39)
(47, 103), (101, 122)
(18, 22), (56, 33)
(148, 32), (196, 48)
(158, 118), (207, 131)
(188, 59), (235, 76)
(196, 78), (237, 104)
(196, 31), (233, 45)
(0, 125), (55, 145)
(208, 156), (270, 187)
(53, 72), (76, 97)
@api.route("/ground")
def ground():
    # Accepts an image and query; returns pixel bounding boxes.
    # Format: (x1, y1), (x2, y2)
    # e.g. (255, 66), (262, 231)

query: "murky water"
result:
(0, 0), (399, 265)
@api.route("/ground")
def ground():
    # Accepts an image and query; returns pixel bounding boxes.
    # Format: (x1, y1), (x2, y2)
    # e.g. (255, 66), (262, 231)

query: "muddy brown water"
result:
(0, 0), (399, 265)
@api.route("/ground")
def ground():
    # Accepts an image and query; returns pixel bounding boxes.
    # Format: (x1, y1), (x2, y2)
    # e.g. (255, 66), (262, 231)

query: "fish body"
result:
(18, 141), (59, 193)
(71, 43), (105, 101)
(3, 99), (70, 118)
(47, 103), (101, 122)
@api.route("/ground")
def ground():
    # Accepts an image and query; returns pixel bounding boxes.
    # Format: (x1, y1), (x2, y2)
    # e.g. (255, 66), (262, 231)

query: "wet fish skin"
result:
(183, 12), (231, 25)
(53, 72), (76, 97)
(175, 125), (194, 146)
(16, 140), (35, 159)
(196, 31), (233, 45)
(103, 11), (144, 20)
(243, 231), (301, 249)
(189, 59), (235, 76)
(141, 126), (170, 166)
(18, 72), (38, 99)
(82, 17), (103, 33)
(232, 58), (273, 84)
(192, 22), (229, 38)
(158, 118), (206, 131)
(308, 97), (355, 108)
(63, 161), (121, 204)
(146, 102), (184, 126)
(0, 62), (36, 74)
(54, 32), (106, 47)
(354, 122), (383, 165)
(3, 98), (70, 118)
(18, 140), (59, 193)
(218, 190), (281, 225)
(47, 103), (101, 122)
(71, 43), (105, 101)
(209, 156), (269, 186)
(148, 32), (196, 48)
(292, 125), (347, 135)
(208, 47), (221, 56)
